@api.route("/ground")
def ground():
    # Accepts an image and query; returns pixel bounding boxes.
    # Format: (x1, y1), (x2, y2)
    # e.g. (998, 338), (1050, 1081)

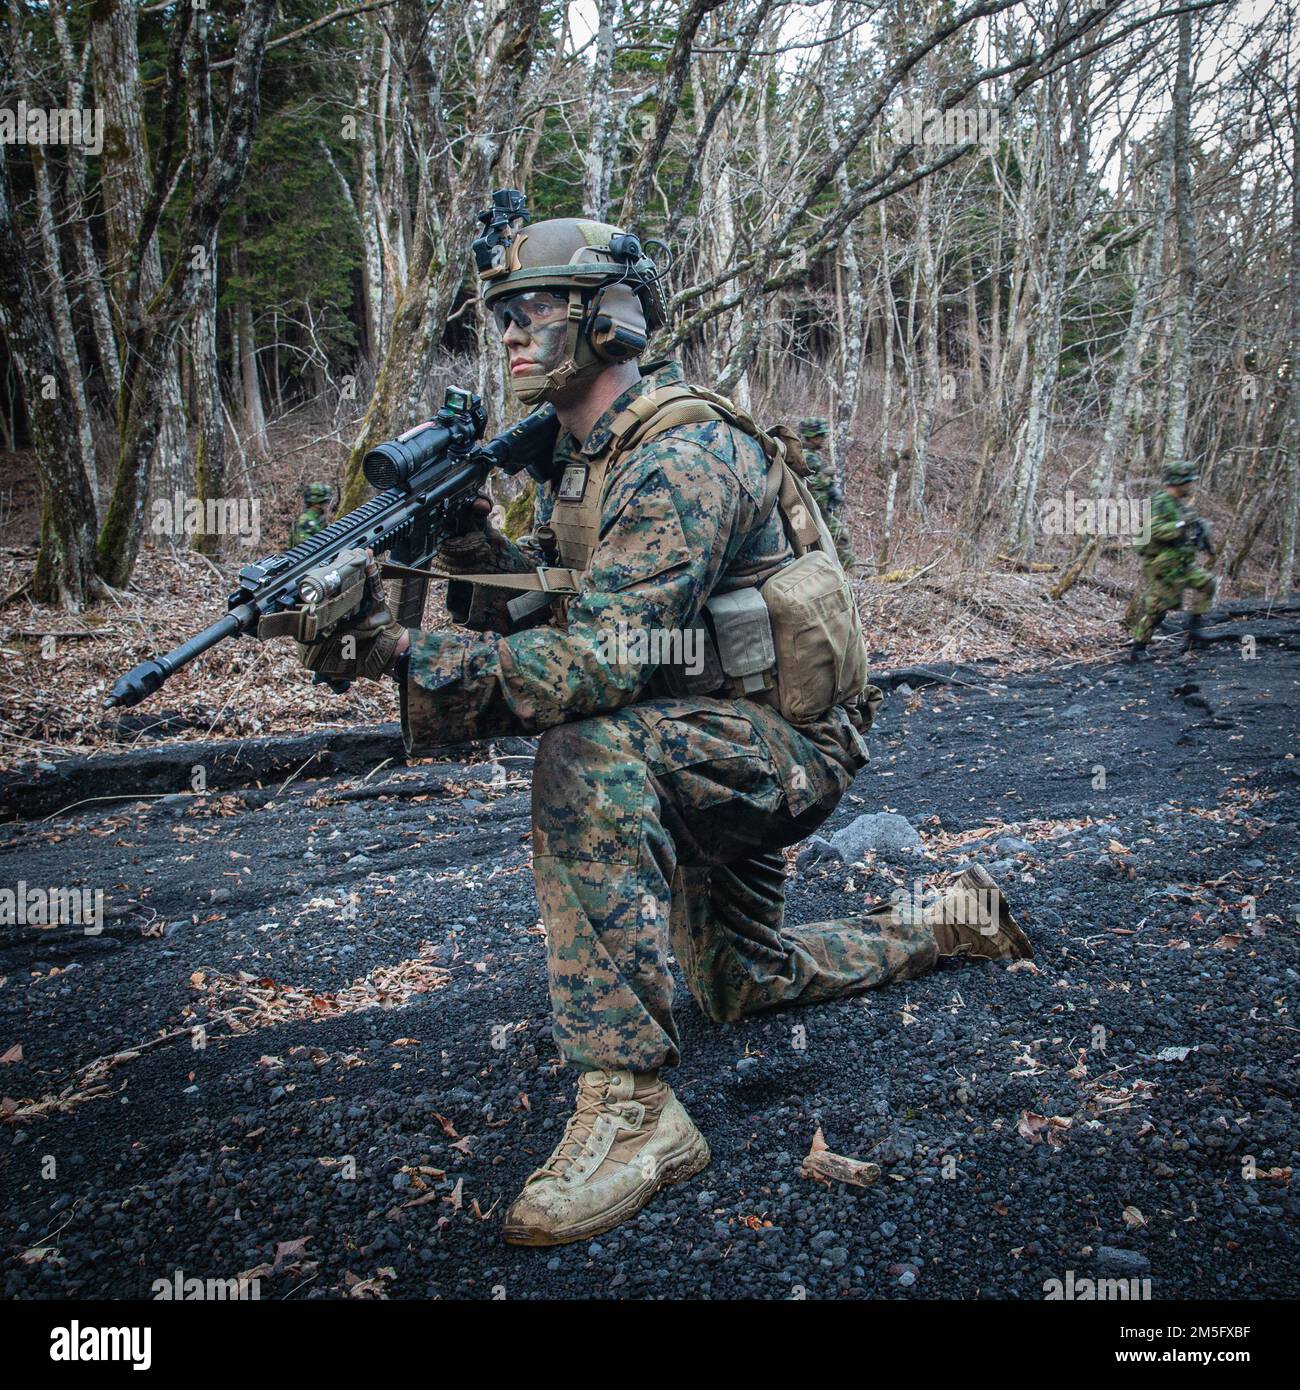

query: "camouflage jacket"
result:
(290, 507), (327, 548)
(1139, 489), (1196, 558)
(803, 448), (837, 514)
(401, 362), (793, 750)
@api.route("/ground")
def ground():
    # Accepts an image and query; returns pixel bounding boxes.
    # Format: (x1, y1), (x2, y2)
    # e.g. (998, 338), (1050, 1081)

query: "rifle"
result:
(105, 388), (560, 709)
(1190, 517), (1216, 558)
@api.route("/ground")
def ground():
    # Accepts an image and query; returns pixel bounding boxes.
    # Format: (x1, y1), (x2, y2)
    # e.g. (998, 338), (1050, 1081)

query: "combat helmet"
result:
(472, 189), (670, 406)
(1162, 461), (1198, 487)
(800, 417), (830, 442)
(303, 482), (331, 505)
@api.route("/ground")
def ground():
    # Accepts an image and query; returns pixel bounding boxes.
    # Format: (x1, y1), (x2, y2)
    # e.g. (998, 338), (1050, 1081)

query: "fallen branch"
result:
(801, 1126), (881, 1187)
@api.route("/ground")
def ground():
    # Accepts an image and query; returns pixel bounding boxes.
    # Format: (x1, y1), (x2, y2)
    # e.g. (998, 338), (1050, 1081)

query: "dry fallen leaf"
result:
(1122, 1205), (1148, 1229)
(273, 1236), (309, 1267)
(1017, 1111), (1073, 1147)
(0, 1043), (23, 1064)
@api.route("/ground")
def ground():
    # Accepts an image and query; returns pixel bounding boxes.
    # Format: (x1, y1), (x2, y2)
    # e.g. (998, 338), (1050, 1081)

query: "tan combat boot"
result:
(502, 1069), (710, 1247)
(926, 864), (1034, 961)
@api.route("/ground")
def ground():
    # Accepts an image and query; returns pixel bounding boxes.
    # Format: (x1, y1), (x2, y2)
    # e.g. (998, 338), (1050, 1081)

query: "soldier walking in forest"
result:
(799, 417), (857, 571)
(282, 196), (1033, 1247)
(290, 482), (333, 547)
(1128, 461), (1217, 660)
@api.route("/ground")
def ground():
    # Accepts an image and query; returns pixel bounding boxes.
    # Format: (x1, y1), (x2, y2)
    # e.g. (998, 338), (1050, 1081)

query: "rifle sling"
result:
(380, 559), (583, 596)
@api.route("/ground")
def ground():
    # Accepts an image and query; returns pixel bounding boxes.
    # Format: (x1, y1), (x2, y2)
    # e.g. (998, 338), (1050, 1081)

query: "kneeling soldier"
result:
(286, 196), (1033, 1246)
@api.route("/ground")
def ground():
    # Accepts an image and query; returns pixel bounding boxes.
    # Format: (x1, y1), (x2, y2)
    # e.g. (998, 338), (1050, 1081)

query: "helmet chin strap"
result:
(509, 289), (607, 406)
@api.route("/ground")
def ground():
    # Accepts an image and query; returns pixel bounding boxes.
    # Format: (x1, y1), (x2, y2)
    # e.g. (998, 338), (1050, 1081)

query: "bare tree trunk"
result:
(49, 0), (121, 409)
(1280, 64), (1300, 593)
(582, 0), (621, 219)
(964, 255), (984, 403)
(95, 0), (277, 588)
(908, 172), (940, 513)
(1162, 13), (1198, 471)
(1095, 126), (1174, 498)
(10, 17), (99, 519)
(235, 279), (269, 457)
(0, 146), (98, 609)
(189, 6), (226, 555)
(90, 0), (190, 502)
(823, 7), (867, 494)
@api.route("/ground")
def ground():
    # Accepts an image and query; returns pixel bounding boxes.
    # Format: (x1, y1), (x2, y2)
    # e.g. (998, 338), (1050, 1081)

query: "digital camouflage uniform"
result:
(802, 446), (856, 572)
(401, 362), (937, 1073)
(1129, 488), (1215, 644)
(290, 507), (328, 548)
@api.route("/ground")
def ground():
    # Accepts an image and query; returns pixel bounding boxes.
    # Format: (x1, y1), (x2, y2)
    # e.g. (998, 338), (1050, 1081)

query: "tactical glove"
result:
(827, 483), (845, 511)
(435, 491), (547, 633)
(436, 493), (504, 572)
(295, 563), (406, 683)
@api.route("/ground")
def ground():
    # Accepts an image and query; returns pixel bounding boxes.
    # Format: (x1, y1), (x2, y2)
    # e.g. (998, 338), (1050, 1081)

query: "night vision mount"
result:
(473, 189), (531, 279)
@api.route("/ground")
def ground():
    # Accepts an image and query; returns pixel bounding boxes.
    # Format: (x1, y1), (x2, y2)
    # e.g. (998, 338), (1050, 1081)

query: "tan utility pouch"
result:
(761, 550), (870, 723)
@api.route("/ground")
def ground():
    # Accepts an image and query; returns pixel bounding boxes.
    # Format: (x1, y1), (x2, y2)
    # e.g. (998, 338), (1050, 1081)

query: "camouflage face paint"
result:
(527, 318), (571, 376)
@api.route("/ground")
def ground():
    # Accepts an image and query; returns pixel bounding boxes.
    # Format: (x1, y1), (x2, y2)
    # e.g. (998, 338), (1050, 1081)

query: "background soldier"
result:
(799, 417), (856, 571)
(290, 482), (333, 547)
(1129, 461), (1217, 660)
(285, 199), (1032, 1248)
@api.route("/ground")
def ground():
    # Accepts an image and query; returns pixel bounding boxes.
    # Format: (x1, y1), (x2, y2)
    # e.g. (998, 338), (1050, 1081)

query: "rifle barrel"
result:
(104, 603), (258, 709)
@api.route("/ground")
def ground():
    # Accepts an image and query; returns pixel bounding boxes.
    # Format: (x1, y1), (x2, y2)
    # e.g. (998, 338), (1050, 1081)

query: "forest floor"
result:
(1, 605), (1297, 1300)
(0, 435), (1170, 773)
(0, 379), (1274, 773)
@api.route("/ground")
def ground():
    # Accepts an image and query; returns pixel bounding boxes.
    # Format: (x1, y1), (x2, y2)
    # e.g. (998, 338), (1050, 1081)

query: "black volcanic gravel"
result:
(2, 632), (1297, 1300)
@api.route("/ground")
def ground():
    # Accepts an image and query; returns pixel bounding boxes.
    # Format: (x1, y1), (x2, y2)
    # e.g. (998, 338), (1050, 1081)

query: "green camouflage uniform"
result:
(802, 446), (856, 571)
(290, 506), (328, 548)
(400, 363), (935, 1072)
(1129, 488), (1215, 644)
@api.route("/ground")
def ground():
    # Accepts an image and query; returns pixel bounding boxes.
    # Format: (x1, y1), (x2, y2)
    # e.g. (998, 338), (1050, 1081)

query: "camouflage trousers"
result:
(531, 695), (939, 1072)
(1129, 548), (1215, 644)
(826, 513), (857, 571)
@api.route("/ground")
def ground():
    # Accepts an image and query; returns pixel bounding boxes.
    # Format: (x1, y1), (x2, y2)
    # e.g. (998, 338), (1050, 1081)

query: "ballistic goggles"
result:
(491, 289), (571, 335)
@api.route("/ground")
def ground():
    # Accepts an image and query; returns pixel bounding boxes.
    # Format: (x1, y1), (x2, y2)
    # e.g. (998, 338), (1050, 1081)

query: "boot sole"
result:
(958, 864), (1034, 960)
(501, 1133), (712, 1248)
